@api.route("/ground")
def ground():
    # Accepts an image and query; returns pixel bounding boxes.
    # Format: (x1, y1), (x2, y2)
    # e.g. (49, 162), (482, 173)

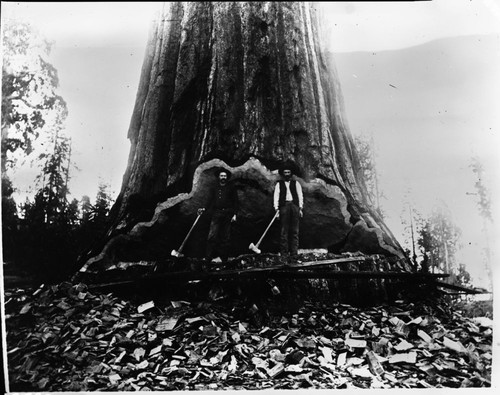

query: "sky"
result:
(320, 0), (500, 51)
(2, 1), (500, 288)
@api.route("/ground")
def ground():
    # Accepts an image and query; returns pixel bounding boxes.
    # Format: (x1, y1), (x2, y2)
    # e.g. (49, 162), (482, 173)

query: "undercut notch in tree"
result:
(77, 2), (412, 280)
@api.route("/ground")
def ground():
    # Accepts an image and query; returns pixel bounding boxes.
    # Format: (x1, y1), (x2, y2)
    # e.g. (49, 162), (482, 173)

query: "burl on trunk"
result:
(80, 2), (407, 272)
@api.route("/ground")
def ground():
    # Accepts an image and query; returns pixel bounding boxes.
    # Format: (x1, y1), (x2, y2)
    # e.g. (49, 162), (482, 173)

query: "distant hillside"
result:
(330, 34), (500, 137)
(326, 35), (500, 269)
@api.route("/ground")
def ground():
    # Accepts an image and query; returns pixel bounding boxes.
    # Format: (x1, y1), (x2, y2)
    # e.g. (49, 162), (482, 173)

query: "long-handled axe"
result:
(171, 208), (205, 258)
(249, 210), (279, 254)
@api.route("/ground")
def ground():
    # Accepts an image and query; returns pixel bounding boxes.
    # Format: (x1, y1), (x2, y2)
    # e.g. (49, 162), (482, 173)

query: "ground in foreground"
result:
(4, 278), (492, 391)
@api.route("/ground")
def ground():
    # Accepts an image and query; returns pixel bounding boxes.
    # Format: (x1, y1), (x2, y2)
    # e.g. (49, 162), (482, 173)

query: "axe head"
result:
(171, 250), (184, 258)
(248, 243), (261, 254)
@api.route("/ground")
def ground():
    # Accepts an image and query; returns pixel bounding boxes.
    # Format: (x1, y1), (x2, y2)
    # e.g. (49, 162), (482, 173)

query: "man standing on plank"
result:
(273, 162), (303, 263)
(203, 168), (238, 264)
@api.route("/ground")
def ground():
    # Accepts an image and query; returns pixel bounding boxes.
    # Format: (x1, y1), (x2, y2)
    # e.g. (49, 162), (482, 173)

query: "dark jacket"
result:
(207, 182), (239, 214)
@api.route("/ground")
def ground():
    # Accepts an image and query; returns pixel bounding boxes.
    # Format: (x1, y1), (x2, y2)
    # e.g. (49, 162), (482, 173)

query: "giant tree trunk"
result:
(81, 2), (408, 272)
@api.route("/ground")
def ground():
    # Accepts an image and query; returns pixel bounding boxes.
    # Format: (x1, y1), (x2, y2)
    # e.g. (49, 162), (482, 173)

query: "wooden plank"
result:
(196, 256), (367, 276)
(88, 265), (448, 291)
(433, 280), (486, 295)
(290, 256), (368, 268)
(220, 269), (448, 281)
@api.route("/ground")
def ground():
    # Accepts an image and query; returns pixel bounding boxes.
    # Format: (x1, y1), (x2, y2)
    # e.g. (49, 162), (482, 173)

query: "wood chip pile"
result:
(5, 281), (492, 391)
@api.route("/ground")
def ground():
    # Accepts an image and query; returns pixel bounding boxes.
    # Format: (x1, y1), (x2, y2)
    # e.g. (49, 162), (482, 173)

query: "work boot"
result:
(223, 257), (238, 270)
(281, 253), (290, 266)
(190, 260), (202, 272)
(200, 257), (211, 272)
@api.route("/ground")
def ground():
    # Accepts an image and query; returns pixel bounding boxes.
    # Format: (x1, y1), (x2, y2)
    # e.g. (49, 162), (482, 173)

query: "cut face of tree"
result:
(80, 2), (408, 272)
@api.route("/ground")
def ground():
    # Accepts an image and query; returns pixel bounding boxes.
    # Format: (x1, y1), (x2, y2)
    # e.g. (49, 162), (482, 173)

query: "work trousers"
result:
(206, 209), (233, 260)
(279, 202), (300, 256)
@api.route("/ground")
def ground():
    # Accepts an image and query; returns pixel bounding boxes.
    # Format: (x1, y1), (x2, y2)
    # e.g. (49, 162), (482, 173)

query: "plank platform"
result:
(87, 257), (450, 291)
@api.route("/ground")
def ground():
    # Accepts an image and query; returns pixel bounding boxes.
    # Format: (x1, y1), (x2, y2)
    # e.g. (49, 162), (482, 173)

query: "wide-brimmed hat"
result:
(215, 167), (232, 179)
(278, 160), (297, 176)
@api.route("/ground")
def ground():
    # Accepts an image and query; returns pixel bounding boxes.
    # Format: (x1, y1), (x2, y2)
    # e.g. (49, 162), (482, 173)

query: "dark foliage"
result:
(4, 183), (113, 285)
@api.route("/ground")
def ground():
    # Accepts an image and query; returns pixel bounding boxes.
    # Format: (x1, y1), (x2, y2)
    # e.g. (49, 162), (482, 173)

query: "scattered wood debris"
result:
(4, 280), (492, 391)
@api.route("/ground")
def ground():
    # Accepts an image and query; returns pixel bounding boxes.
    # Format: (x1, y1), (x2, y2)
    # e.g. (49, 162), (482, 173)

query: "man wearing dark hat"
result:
(203, 168), (239, 263)
(273, 162), (303, 261)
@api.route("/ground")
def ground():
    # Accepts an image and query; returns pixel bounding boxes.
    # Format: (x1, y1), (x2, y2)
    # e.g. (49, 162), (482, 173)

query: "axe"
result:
(249, 210), (279, 254)
(171, 208), (205, 258)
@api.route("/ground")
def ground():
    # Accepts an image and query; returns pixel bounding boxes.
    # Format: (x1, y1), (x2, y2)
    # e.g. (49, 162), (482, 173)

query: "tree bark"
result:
(81, 2), (409, 272)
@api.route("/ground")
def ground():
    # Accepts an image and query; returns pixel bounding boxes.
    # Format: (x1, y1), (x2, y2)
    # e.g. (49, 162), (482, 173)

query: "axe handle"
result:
(255, 210), (279, 248)
(177, 213), (202, 253)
